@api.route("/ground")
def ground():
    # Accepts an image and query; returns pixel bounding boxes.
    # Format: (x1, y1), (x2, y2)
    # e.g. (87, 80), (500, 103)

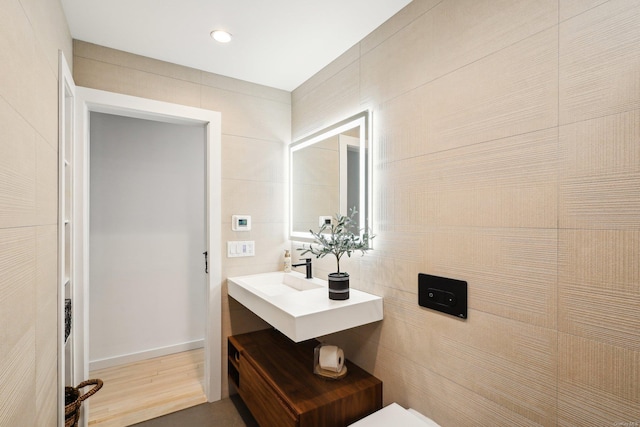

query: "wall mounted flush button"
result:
(418, 273), (467, 319)
(426, 288), (457, 307)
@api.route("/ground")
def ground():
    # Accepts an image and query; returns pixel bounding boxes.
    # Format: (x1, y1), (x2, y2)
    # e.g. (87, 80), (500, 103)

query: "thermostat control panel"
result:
(232, 215), (251, 231)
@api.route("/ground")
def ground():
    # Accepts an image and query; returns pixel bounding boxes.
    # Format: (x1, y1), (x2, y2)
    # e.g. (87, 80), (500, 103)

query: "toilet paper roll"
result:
(318, 345), (344, 373)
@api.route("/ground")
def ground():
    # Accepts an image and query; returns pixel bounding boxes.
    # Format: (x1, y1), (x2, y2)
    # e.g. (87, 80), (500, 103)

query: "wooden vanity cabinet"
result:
(228, 329), (382, 427)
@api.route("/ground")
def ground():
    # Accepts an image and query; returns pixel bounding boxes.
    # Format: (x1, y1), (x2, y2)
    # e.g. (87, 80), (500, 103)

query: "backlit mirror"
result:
(290, 111), (371, 241)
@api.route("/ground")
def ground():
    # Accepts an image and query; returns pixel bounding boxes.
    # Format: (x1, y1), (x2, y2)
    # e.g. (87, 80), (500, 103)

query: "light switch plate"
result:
(227, 241), (255, 257)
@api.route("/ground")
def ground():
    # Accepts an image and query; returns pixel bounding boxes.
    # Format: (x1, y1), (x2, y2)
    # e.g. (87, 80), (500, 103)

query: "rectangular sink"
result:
(241, 272), (324, 296)
(227, 271), (383, 342)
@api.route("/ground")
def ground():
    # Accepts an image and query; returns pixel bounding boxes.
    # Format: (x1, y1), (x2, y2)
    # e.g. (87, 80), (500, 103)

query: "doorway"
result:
(69, 87), (222, 427)
(88, 112), (206, 369)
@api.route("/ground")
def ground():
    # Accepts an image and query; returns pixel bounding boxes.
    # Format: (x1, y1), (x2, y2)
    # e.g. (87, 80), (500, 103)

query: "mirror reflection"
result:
(290, 111), (370, 241)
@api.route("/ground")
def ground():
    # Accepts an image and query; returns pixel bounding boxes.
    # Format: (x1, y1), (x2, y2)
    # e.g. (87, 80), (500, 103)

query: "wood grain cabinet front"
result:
(239, 354), (298, 427)
(228, 329), (382, 427)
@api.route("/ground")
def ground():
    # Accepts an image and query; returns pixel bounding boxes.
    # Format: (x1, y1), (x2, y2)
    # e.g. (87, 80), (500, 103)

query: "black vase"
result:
(328, 272), (349, 300)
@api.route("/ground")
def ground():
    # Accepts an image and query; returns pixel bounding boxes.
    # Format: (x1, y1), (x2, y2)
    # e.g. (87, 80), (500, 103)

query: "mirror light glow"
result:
(289, 110), (371, 243)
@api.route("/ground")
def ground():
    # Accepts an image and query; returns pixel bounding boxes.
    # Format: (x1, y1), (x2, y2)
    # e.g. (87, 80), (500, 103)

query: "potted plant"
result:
(299, 209), (374, 300)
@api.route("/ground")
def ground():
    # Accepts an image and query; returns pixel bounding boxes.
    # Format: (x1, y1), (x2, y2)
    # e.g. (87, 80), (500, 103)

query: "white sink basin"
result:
(227, 271), (383, 342)
(243, 271), (325, 296)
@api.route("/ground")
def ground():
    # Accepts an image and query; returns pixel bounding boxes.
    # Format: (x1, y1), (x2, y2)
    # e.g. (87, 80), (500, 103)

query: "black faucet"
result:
(292, 258), (313, 279)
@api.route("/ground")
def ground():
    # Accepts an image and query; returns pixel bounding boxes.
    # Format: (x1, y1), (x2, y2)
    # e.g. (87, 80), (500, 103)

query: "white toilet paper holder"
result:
(314, 344), (348, 380)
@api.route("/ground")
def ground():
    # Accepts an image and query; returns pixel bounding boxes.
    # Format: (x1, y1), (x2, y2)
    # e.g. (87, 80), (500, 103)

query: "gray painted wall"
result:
(89, 112), (206, 366)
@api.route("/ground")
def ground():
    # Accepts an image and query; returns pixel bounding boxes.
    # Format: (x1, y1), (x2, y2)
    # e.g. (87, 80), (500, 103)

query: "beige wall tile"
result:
(0, 98), (36, 228)
(558, 333), (640, 426)
(428, 129), (557, 228)
(375, 28), (558, 162)
(359, 230), (424, 266)
(374, 160), (429, 231)
(426, 227), (557, 328)
(560, 109), (640, 180)
(201, 84), (290, 142)
(0, 0), (59, 147)
(0, 226), (36, 355)
(201, 70), (290, 103)
(372, 97), (427, 164)
(360, 251), (421, 294)
(20, 0), (73, 76)
(222, 179), (286, 226)
(74, 56), (202, 108)
(373, 129), (558, 233)
(332, 324), (552, 427)
(0, 332), (36, 426)
(559, 109), (640, 229)
(221, 135), (286, 183)
(0, 227), (37, 426)
(360, 0), (440, 55)
(74, 40), (202, 84)
(559, 229), (640, 350)
(291, 61), (361, 141)
(559, 0), (608, 21)
(0, 0), (37, 117)
(386, 303), (557, 425)
(1, 0), (68, 423)
(560, 0), (640, 124)
(31, 54), (60, 149)
(361, 0), (557, 105)
(292, 44), (359, 102)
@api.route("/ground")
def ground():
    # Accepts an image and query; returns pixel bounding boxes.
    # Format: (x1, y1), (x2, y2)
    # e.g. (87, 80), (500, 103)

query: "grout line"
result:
(73, 49), (291, 105)
(556, 3), (561, 425)
(379, 22), (560, 107)
(377, 124), (560, 167)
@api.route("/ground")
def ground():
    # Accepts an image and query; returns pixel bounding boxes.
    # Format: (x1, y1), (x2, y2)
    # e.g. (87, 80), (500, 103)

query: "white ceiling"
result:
(61, 0), (413, 91)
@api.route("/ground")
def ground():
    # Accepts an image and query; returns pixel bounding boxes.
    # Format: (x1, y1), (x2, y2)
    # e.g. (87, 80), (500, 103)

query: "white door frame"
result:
(58, 51), (76, 427)
(73, 88), (222, 416)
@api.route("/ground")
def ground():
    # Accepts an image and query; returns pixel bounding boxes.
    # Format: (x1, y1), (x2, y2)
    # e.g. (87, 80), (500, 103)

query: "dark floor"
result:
(130, 395), (259, 427)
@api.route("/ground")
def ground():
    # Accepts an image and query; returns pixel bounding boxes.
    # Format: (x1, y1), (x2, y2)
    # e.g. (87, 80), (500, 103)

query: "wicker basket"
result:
(65, 379), (103, 427)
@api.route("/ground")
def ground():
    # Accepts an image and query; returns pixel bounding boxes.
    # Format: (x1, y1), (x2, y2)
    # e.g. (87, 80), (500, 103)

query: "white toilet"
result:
(349, 403), (441, 427)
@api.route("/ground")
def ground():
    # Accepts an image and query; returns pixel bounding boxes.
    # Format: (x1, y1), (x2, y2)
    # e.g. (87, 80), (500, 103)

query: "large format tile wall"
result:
(72, 40), (290, 395)
(0, 0), (72, 425)
(292, 0), (640, 426)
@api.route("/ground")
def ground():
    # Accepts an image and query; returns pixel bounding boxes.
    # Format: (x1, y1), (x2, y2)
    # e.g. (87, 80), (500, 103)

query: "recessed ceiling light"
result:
(210, 30), (232, 43)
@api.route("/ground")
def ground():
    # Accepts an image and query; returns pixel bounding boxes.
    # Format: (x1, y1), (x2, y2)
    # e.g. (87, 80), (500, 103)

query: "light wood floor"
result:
(88, 349), (207, 427)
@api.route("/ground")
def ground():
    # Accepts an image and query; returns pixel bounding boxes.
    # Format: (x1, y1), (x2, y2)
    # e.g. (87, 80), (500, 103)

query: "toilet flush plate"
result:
(418, 273), (467, 319)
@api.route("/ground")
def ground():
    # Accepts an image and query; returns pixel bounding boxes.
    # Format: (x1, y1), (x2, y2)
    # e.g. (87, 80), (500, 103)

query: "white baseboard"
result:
(89, 339), (204, 371)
